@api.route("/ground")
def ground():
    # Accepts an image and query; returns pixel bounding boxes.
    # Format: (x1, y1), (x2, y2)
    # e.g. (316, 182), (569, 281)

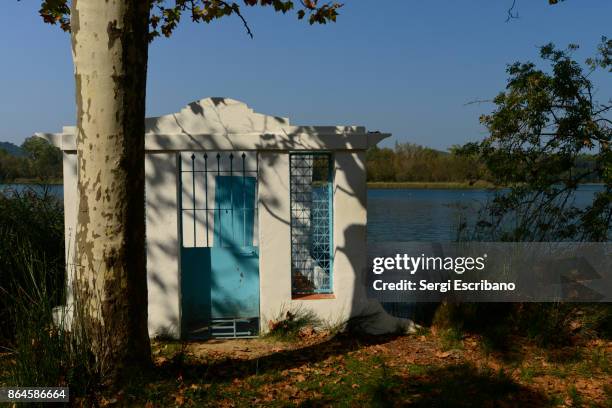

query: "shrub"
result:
(0, 187), (64, 343)
(266, 305), (322, 341)
(2, 245), (99, 399)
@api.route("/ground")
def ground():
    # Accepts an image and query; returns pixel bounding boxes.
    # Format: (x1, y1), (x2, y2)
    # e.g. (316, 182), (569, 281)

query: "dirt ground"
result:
(142, 329), (611, 407)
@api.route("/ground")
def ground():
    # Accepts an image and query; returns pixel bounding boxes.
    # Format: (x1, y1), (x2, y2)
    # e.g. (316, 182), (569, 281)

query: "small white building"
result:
(40, 97), (407, 339)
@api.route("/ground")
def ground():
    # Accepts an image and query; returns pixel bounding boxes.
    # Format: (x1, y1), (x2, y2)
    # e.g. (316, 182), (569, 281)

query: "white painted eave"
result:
(34, 97), (391, 152)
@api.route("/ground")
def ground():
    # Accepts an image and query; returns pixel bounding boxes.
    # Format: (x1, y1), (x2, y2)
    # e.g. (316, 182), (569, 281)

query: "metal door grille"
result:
(290, 153), (333, 294)
(179, 152), (258, 248)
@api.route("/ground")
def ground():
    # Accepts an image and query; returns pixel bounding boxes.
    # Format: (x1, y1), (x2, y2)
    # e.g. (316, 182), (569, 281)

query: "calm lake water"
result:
(1, 184), (603, 242)
(0, 183), (64, 198)
(368, 189), (489, 242)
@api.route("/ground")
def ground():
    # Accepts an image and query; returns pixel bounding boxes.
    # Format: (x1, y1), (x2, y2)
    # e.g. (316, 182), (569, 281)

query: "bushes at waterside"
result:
(0, 190), (102, 399)
(0, 188), (64, 343)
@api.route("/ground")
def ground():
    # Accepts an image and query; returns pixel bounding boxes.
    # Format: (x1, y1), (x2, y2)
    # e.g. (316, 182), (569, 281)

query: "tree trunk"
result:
(70, 0), (151, 380)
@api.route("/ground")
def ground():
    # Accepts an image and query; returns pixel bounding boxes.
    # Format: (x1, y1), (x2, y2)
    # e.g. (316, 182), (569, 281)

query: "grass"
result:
(588, 347), (611, 374)
(573, 347), (610, 378)
(0, 191), (105, 405)
(0, 247), (101, 404)
(3, 313), (610, 406)
(439, 328), (464, 351)
(123, 336), (553, 407)
(567, 384), (583, 407)
(519, 366), (541, 383)
(547, 366), (568, 379)
(406, 363), (429, 376)
(291, 355), (402, 407)
(264, 305), (323, 342)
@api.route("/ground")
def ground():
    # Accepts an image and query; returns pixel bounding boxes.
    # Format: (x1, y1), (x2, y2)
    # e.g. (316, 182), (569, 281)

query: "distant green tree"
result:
(0, 149), (29, 182)
(459, 38), (611, 241)
(0, 139), (61, 182)
(0, 149), (17, 181)
(21, 137), (62, 181)
(366, 146), (397, 181)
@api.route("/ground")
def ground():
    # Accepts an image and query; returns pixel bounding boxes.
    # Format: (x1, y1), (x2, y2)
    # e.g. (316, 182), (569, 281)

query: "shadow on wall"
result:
(145, 153), (182, 336)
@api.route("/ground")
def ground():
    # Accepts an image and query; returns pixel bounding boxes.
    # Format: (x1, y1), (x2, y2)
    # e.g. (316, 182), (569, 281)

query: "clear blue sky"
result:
(1, 1), (610, 150)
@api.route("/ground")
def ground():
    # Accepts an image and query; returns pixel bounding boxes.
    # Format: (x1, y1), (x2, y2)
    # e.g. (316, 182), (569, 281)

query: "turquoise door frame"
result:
(179, 153), (260, 338)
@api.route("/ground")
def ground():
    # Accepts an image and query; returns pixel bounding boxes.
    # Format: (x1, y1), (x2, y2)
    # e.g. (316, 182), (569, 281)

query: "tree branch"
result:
(219, 1), (253, 38)
(506, 0), (519, 22)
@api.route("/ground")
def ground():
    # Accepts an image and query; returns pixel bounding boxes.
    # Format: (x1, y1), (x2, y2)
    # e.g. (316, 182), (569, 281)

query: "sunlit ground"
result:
(67, 328), (611, 407)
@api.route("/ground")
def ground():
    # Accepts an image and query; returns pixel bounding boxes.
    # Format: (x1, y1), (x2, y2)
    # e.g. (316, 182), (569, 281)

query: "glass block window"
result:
(290, 153), (333, 295)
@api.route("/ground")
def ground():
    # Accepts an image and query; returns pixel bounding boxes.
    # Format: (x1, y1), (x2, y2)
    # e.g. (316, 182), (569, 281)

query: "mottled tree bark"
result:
(71, 0), (151, 379)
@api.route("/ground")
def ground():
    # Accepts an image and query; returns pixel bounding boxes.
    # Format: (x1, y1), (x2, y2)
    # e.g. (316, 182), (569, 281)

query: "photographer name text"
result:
(371, 254), (516, 292)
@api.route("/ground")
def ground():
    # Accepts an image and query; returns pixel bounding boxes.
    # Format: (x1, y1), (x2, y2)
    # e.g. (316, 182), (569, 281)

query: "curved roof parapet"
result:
(145, 97), (292, 135)
(35, 97), (390, 151)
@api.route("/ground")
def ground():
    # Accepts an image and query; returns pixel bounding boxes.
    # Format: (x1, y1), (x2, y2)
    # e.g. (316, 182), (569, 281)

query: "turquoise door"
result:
(210, 176), (259, 318)
(180, 160), (259, 338)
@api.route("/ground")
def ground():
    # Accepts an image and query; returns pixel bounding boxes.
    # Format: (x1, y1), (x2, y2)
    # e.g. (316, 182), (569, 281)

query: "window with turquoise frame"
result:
(290, 153), (333, 295)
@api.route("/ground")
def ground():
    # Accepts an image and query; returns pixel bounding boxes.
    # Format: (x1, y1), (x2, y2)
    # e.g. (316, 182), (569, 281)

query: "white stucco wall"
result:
(145, 153), (181, 338)
(258, 152), (293, 324)
(62, 152), (77, 305)
(258, 151), (373, 330)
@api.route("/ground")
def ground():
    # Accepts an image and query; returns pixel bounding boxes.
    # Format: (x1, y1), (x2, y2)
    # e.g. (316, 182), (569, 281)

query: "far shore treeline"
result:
(367, 143), (486, 184)
(0, 139), (601, 186)
(366, 143), (601, 186)
(0, 138), (62, 183)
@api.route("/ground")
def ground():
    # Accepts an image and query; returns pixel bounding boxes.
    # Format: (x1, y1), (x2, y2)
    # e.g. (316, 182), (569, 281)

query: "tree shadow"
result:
(147, 333), (550, 407)
(395, 363), (550, 407)
(156, 332), (400, 383)
(299, 363), (550, 407)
